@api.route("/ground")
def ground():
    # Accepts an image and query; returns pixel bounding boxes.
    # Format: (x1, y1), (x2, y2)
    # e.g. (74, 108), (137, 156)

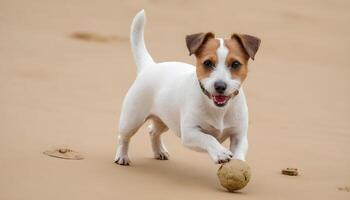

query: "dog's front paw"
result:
(154, 150), (170, 160)
(233, 154), (246, 161)
(208, 146), (233, 164)
(115, 155), (131, 166)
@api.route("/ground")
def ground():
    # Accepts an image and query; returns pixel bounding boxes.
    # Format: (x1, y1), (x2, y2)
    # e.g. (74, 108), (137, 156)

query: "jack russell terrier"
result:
(115, 10), (261, 165)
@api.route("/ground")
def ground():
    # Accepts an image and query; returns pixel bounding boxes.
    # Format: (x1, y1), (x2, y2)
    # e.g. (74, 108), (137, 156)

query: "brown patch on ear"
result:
(186, 32), (215, 56)
(231, 34), (261, 60)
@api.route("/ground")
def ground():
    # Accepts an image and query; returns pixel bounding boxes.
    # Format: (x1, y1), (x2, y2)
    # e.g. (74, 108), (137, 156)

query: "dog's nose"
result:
(214, 81), (227, 94)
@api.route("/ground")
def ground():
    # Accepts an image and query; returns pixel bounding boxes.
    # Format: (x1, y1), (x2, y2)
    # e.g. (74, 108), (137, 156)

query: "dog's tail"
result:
(130, 10), (154, 74)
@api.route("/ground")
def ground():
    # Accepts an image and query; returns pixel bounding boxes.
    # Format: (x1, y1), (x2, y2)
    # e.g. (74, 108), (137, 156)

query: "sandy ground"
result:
(1, 0), (350, 199)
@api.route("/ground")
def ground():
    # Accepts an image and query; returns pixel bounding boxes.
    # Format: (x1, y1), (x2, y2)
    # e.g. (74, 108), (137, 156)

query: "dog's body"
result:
(115, 10), (260, 165)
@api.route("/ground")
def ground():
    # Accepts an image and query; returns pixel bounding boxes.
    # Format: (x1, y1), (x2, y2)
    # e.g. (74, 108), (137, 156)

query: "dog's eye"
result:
(203, 60), (214, 69)
(231, 61), (241, 70)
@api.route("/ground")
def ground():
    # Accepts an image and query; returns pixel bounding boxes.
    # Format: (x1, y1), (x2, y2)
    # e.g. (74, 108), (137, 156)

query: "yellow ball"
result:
(217, 159), (251, 192)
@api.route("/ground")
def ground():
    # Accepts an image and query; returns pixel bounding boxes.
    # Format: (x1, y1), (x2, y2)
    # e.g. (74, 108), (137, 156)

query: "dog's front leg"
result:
(230, 134), (248, 161)
(229, 98), (249, 161)
(181, 126), (233, 164)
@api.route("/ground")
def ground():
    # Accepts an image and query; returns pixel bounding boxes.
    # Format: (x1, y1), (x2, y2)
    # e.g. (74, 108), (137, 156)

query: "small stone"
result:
(58, 148), (68, 153)
(44, 148), (83, 160)
(338, 186), (350, 192)
(281, 168), (298, 176)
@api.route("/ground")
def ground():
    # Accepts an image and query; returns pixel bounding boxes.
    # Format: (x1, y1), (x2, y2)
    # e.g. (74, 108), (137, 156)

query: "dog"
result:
(115, 10), (260, 165)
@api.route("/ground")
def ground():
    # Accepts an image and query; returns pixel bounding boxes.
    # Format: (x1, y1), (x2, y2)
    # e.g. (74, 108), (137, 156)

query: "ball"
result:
(217, 159), (251, 192)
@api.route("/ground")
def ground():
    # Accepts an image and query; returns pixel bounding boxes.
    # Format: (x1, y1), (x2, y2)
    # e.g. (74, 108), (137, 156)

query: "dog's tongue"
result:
(213, 95), (229, 105)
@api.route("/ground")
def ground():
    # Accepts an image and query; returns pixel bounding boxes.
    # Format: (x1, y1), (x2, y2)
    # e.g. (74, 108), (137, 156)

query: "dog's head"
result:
(186, 32), (260, 107)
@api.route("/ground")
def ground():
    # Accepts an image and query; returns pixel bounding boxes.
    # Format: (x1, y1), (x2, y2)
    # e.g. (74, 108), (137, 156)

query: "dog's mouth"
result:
(199, 81), (239, 107)
(212, 94), (230, 107)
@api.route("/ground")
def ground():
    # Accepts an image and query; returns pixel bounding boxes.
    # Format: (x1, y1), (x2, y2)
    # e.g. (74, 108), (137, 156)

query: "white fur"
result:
(130, 10), (154, 73)
(115, 10), (249, 165)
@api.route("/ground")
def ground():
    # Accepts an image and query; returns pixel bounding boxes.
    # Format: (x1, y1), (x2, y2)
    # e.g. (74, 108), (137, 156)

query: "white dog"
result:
(115, 10), (260, 165)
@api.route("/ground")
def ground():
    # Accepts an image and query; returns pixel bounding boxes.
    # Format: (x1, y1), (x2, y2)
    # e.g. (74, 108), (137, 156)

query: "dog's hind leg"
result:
(114, 87), (150, 166)
(148, 116), (169, 160)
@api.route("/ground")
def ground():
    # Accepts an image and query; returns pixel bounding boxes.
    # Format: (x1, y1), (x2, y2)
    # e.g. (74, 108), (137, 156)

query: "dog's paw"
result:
(115, 156), (131, 166)
(154, 150), (170, 160)
(233, 154), (245, 161)
(209, 146), (233, 164)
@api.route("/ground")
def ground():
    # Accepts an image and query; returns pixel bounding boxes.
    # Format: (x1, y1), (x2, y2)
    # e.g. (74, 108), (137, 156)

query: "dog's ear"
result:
(186, 32), (215, 56)
(231, 33), (261, 60)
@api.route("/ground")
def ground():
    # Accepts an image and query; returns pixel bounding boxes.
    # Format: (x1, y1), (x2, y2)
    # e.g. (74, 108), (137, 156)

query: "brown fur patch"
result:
(195, 38), (220, 80)
(231, 34), (261, 60)
(186, 32), (215, 56)
(224, 39), (250, 82)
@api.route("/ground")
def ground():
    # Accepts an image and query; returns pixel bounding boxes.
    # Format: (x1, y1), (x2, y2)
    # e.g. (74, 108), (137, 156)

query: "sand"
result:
(0, 0), (349, 199)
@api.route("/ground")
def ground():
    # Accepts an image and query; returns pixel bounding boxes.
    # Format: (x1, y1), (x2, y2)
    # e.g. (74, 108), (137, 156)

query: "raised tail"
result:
(130, 10), (154, 74)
